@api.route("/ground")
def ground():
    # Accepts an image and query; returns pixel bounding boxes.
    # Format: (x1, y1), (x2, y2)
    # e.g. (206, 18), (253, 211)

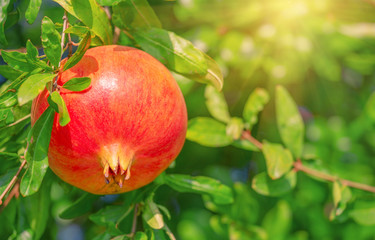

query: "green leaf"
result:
(60, 193), (99, 219)
(275, 85), (304, 158)
(41, 16), (62, 68)
(4, 7), (19, 31)
(164, 174), (234, 204)
(112, 0), (161, 29)
(96, 0), (121, 6)
(89, 205), (133, 235)
(25, 0), (42, 24)
(133, 28), (223, 90)
(252, 171), (296, 197)
(0, 108), (14, 127)
(204, 85), (230, 123)
(50, 91), (70, 126)
(0, 72), (29, 108)
(23, 172), (52, 240)
(349, 201), (375, 226)
(62, 32), (91, 71)
(142, 194), (165, 230)
(54, 0), (113, 44)
(134, 232), (148, 240)
(262, 141), (294, 180)
(0, 152), (19, 162)
(186, 117), (233, 147)
(20, 107), (54, 196)
(191, 52), (224, 91)
(226, 117), (244, 140)
(62, 77), (91, 91)
(262, 200), (292, 240)
(229, 224), (267, 240)
(331, 181), (352, 218)
(0, 65), (22, 80)
(1, 51), (37, 72)
(64, 25), (89, 37)
(0, 0), (11, 45)
(26, 40), (53, 71)
(243, 88), (269, 129)
(365, 92), (375, 122)
(26, 40), (38, 61)
(17, 73), (56, 106)
(0, 168), (18, 199)
(231, 138), (259, 151)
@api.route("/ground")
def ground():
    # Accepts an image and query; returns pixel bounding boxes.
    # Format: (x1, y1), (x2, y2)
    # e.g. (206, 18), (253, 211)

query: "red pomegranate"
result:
(31, 45), (187, 195)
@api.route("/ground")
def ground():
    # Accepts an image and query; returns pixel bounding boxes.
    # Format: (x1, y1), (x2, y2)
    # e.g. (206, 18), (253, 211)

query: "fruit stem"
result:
(242, 130), (375, 193)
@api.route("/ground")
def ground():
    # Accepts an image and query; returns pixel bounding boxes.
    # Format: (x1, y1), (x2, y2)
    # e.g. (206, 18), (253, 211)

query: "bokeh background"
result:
(1, 0), (375, 239)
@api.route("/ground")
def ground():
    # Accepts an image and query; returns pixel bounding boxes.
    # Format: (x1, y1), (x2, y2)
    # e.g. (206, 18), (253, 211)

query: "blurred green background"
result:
(2, 0), (375, 239)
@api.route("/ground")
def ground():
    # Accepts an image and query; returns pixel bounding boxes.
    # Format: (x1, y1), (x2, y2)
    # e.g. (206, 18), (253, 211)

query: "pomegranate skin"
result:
(31, 45), (187, 195)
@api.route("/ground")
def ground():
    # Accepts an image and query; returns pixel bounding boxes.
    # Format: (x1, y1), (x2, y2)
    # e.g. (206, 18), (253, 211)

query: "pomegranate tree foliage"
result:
(1, 0), (375, 239)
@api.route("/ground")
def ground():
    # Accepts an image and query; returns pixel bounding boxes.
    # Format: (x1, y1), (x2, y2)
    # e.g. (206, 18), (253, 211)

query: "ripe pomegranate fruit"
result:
(31, 45), (187, 195)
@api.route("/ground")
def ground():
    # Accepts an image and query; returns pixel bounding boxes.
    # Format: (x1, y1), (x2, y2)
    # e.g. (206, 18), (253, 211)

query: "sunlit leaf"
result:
(0, 0), (11, 45)
(229, 224), (267, 240)
(232, 138), (259, 151)
(331, 181), (352, 218)
(133, 28), (223, 90)
(25, 0), (42, 24)
(112, 0), (161, 29)
(262, 200), (291, 240)
(18, 73), (56, 106)
(349, 201), (375, 226)
(62, 77), (91, 91)
(189, 53), (224, 91)
(96, 0), (121, 6)
(60, 193), (99, 219)
(163, 174), (234, 204)
(54, 0), (112, 44)
(252, 171), (296, 197)
(226, 117), (244, 140)
(243, 88), (269, 129)
(134, 232), (148, 240)
(62, 32), (91, 71)
(64, 25), (89, 37)
(186, 117), (233, 147)
(142, 194), (165, 229)
(204, 85), (230, 123)
(20, 107), (54, 196)
(41, 16), (62, 68)
(275, 85), (304, 158)
(50, 91), (70, 126)
(262, 141), (294, 180)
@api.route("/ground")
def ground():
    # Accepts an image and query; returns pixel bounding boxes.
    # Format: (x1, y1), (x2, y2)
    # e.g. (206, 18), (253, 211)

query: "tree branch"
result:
(241, 130), (375, 193)
(0, 159), (27, 205)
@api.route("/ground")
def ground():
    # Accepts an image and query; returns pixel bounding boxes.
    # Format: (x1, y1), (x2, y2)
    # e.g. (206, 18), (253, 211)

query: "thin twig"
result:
(52, 11), (69, 92)
(131, 203), (139, 237)
(242, 130), (375, 193)
(0, 114), (31, 130)
(0, 159), (27, 205)
(2, 181), (20, 207)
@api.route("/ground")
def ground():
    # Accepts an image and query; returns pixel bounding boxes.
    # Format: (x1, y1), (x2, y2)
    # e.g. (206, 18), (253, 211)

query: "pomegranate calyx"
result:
(99, 143), (135, 188)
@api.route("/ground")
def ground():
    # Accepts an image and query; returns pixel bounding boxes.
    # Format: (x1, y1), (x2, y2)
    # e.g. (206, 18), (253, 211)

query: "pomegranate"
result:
(31, 45), (187, 195)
